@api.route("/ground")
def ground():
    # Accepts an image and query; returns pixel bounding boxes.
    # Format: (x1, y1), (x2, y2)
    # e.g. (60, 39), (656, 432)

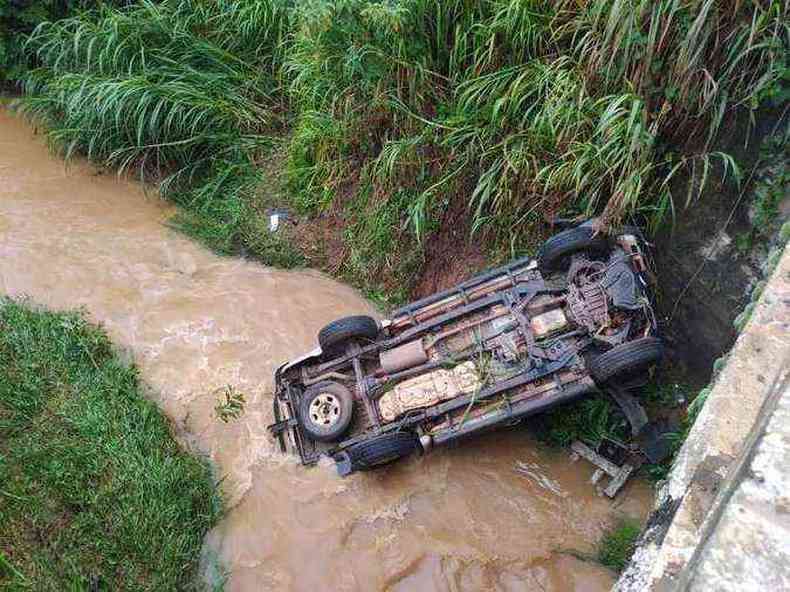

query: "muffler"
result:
(380, 339), (429, 374)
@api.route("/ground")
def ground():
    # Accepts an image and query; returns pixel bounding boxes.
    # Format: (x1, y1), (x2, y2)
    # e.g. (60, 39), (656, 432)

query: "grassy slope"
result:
(0, 299), (221, 591)
(281, 0), (786, 296)
(20, 0), (298, 272)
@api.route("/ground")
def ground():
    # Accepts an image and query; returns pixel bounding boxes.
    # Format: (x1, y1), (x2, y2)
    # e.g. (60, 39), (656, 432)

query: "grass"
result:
(598, 519), (641, 572)
(736, 132), (790, 254)
(340, 186), (426, 307)
(534, 378), (693, 483)
(534, 393), (630, 449)
(17, 0), (788, 302)
(643, 381), (687, 409)
(0, 298), (222, 590)
(284, 0), (786, 260)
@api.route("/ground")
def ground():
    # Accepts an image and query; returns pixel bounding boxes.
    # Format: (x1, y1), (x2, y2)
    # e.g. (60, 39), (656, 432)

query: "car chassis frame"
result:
(268, 223), (659, 476)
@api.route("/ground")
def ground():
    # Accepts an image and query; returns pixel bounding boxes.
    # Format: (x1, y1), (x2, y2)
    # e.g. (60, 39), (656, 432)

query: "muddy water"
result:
(0, 109), (652, 591)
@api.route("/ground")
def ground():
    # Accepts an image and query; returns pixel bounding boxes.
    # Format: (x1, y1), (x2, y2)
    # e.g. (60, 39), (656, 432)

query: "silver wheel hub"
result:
(309, 392), (341, 427)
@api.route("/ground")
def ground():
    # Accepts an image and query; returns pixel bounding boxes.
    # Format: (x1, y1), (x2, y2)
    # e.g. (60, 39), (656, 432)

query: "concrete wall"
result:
(615, 241), (790, 591)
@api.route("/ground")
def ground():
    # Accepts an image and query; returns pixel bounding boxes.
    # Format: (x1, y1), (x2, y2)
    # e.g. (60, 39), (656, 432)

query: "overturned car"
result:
(268, 221), (662, 475)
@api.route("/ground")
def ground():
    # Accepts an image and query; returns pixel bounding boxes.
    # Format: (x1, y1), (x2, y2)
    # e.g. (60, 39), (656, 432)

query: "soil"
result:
(650, 108), (788, 386)
(293, 205), (351, 273)
(411, 194), (489, 298)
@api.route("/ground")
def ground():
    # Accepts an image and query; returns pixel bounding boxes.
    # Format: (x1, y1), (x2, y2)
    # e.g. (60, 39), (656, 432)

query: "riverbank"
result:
(0, 102), (652, 592)
(4, 0), (787, 586)
(0, 299), (222, 590)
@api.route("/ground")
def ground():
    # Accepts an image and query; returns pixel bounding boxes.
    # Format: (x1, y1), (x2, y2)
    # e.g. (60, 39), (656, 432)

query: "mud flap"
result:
(607, 386), (648, 436)
(635, 419), (677, 464)
(333, 451), (353, 477)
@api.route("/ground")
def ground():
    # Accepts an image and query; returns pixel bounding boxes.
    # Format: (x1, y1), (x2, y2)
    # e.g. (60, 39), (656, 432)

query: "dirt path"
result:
(0, 109), (651, 591)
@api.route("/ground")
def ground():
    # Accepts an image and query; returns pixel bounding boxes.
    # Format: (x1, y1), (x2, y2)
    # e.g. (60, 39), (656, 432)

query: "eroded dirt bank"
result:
(0, 109), (651, 591)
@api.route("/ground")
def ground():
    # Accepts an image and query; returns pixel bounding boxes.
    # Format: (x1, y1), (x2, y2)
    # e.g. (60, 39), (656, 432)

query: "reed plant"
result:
(287, 0), (786, 241)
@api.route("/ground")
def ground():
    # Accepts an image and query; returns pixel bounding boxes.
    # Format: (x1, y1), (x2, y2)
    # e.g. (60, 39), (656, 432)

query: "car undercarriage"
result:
(268, 222), (662, 476)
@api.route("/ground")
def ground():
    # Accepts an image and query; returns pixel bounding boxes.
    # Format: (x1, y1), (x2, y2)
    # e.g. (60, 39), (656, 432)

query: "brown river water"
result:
(0, 108), (652, 591)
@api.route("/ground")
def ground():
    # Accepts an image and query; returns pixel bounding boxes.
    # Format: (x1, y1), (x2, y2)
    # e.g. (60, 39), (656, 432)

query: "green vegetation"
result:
(17, 0), (788, 300)
(0, 298), (222, 590)
(536, 394), (628, 448)
(535, 379), (694, 483)
(598, 518), (641, 572)
(735, 132), (789, 255)
(286, 0), (777, 229)
(643, 381), (685, 409)
(750, 135), (790, 234)
(1, 1), (74, 85)
(214, 386), (246, 423)
(0, 1), (129, 87)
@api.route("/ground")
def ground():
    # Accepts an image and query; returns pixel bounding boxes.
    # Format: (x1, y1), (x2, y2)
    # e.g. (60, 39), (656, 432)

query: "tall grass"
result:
(20, 0), (788, 290)
(22, 0), (293, 258)
(287, 0), (786, 244)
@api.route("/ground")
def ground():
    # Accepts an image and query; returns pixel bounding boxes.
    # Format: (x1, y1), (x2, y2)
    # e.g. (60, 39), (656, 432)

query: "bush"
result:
(0, 1), (123, 86)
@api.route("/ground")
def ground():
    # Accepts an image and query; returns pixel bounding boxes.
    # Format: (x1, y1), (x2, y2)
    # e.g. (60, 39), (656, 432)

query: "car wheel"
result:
(589, 337), (663, 386)
(344, 432), (420, 471)
(538, 225), (608, 271)
(298, 382), (354, 442)
(318, 315), (379, 354)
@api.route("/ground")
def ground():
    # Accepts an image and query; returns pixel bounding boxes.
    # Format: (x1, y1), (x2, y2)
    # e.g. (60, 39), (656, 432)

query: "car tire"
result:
(298, 382), (355, 442)
(318, 315), (379, 354)
(538, 225), (608, 271)
(589, 337), (663, 386)
(344, 432), (420, 471)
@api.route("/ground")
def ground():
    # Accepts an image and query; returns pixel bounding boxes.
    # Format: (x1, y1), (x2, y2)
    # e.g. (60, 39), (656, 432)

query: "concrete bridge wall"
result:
(616, 241), (790, 591)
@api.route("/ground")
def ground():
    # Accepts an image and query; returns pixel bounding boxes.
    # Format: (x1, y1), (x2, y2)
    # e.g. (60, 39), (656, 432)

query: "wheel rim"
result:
(309, 393), (341, 428)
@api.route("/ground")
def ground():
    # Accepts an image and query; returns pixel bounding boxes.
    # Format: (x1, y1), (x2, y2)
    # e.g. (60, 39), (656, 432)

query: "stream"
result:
(0, 108), (652, 591)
